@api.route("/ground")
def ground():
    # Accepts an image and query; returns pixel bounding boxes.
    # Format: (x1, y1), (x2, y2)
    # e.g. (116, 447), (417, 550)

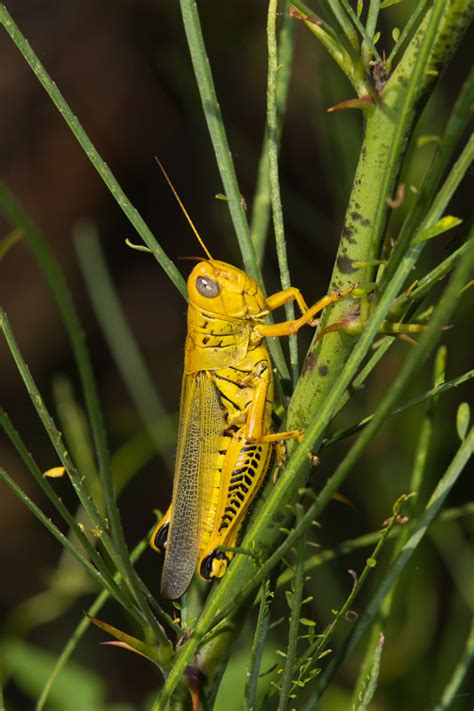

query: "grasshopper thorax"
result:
(187, 260), (267, 320)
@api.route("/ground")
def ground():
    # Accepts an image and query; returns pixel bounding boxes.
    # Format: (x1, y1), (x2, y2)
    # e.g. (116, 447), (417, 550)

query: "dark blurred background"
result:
(0, 1), (472, 709)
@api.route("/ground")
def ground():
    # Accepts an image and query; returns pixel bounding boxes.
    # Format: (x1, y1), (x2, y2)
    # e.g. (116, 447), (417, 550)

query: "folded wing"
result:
(161, 371), (225, 599)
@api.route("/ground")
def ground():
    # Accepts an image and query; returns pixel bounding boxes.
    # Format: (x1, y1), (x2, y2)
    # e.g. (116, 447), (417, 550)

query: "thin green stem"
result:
(382, 66), (474, 290)
(326, 0), (360, 50)
(351, 343), (446, 707)
(35, 534), (162, 711)
(53, 377), (104, 513)
(178, 0), (256, 277)
(389, 240), (470, 319)
(0, 467), (144, 626)
(290, 0), (372, 96)
(386, 0), (430, 68)
(307, 429), (474, 705)
(244, 580), (274, 711)
(0, 409), (136, 614)
(433, 619), (474, 711)
(267, 0), (298, 385)
(251, 0), (295, 266)
(0, 309), (163, 642)
(0, 185), (113, 525)
(277, 507), (306, 711)
(322, 369), (474, 449)
(0, 6), (184, 297)
(297, 501), (402, 673)
(275, 501), (474, 588)
(178, 0), (289, 380)
(0, 185), (165, 638)
(339, 0), (382, 62)
(362, 0), (380, 67)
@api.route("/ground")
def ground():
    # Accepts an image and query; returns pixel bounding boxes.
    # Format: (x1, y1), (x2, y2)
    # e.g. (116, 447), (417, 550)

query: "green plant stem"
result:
(362, 0), (381, 69)
(251, 0), (295, 267)
(177, 0), (290, 382)
(339, 0), (382, 62)
(382, 65), (474, 290)
(307, 429), (473, 706)
(322, 0), (360, 50)
(0, 409), (137, 616)
(388, 240), (470, 319)
(0, 185), (166, 640)
(277, 507), (306, 711)
(290, 0), (371, 96)
(177, 0), (256, 277)
(433, 619), (474, 711)
(0, 310), (164, 643)
(244, 581), (274, 711)
(352, 344), (446, 707)
(322, 369), (474, 449)
(267, 0), (298, 385)
(275, 500), (474, 588)
(386, 0), (431, 68)
(0, 467), (143, 624)
(35, 535), (153, 711)
(287, 0), (468, 446)
(0, 6), (184, 297)
(296, 500), (402, 673)
(0, 185), (113, 528)
(53, 377), (104, 513)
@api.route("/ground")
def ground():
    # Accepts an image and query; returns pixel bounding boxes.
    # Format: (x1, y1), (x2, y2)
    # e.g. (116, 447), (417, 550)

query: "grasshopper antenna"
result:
(155, 157), (213, 260)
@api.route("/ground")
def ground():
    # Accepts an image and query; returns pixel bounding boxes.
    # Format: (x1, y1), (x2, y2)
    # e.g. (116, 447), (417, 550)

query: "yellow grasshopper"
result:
(150, 165), (354, 599)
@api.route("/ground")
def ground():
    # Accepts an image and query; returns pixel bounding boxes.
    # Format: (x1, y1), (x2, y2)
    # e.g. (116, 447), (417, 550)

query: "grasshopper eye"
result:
(196, 275), (220, 298)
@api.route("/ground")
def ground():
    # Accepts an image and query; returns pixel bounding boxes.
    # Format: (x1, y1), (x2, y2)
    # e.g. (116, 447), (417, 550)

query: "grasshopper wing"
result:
(161, 371), (225, 599)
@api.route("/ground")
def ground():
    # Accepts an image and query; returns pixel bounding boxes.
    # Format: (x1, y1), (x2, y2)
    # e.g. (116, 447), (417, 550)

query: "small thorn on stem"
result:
(327, 95), (374, 113)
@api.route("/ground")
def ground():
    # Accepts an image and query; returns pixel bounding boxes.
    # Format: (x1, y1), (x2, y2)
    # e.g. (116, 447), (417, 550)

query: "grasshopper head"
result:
(187, 260), (267, 319)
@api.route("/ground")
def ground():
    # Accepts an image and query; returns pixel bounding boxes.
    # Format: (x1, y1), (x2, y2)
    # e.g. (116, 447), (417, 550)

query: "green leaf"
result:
(87, 616), (172, 667)
(412, 216), (463, 244)
(299, 617), (316, 627)
(380, 0), (403, 7)
(373, 31), (381, 45)
(456, 403), (470, 441)
(354, 634), (385, 710)
(3, 639), (105, 710)
(357, 0), (364, 18)
(392, 27), (400, 42)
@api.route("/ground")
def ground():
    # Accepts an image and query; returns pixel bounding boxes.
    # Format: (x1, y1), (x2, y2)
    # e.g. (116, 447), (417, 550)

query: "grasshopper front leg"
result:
(255, 284), (356, 338)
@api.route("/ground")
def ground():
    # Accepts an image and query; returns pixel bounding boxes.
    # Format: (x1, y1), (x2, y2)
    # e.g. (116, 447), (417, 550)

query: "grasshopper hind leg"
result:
(199, 550), (230, 581)
(150, 505), (172, 552)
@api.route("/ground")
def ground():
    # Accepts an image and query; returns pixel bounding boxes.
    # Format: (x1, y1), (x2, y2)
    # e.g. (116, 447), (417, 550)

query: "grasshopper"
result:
(149, 164), (354, 599)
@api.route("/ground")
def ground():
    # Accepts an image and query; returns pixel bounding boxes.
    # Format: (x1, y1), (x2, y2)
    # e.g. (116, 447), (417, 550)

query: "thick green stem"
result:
(288, 0), (473, 435)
